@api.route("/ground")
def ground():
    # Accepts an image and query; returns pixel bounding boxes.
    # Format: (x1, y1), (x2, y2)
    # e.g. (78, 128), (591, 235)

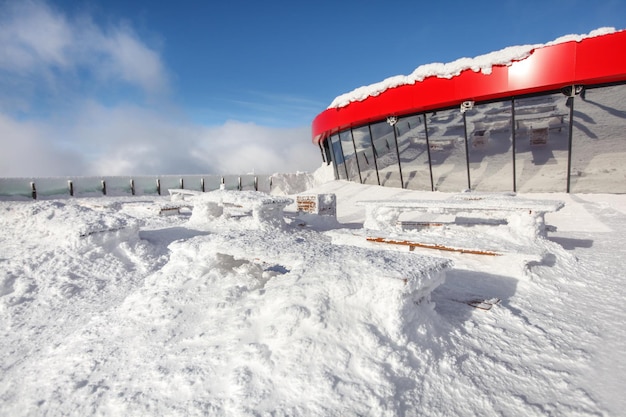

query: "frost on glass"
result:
(33, 177), (74, 198)
(222, 175), (242, 191)
(395, 115), (431, 191)
(465, 101), (514, 191)
(352, 126), (379, 185)
(100, 177), (133, 196)
(330, 134), (347, 180)
(154, 176), (181, 194)
(340, 130), (361, 183)
(240, 175), (259, 191)
(0, 178), (35, 199)
(570, 84), (626, 193)
(514, 93), (570, 192)
(427, 109), (468, 192)
(370, 121), (401, 188)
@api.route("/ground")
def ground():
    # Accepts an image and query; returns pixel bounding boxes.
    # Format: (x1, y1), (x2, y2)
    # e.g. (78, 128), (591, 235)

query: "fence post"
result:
(30, 182), (37, 200)
(130, 179), (135, 196)
(68, 180), (74, 197)
(101, 180), (107, 195)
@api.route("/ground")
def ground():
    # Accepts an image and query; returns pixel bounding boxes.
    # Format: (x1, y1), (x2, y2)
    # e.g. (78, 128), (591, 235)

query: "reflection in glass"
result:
(370, 121), (402, 187)
(514, 93), (570, 192)
(340, 129), (361, 182)
(465, 101), (514, 191)
(320, 82), (626, 193)
(427, 109), (468, 192)
(352, 126), (379, 185)
(395, 115), (431, 190)
(330, 134), (347, 180)
(570, 84), (626, 193)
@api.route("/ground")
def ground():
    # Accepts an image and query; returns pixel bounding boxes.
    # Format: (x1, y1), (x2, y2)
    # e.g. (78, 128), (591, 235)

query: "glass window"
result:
(330, 134), (347, 180)
(426, 109), (469, 192)
(570, 84), (626, 193)
(352, 126), (379, 185)
(465, 101), (514, 191)
(340, 129), (361, 182)
(395, 114), (431, 190)
(514, 93), (570, 192)
(370, 120), (402, 187)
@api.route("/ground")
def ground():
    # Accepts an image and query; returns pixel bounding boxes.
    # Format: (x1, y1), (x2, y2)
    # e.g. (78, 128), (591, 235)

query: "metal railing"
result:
(0, 174), (273, 200)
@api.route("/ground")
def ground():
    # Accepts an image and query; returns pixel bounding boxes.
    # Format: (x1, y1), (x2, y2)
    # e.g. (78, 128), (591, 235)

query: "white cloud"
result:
(195, 121), (316, 175)
(0, 0), (72, 71)
(0, 1), (319, 179)
(0, 113), (87, 177)
(0, 0), (169, 96)
(0, 105), (319, 177)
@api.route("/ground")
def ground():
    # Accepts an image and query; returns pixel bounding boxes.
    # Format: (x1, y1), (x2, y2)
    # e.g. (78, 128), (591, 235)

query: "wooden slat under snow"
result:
(366, 236), (502, 256)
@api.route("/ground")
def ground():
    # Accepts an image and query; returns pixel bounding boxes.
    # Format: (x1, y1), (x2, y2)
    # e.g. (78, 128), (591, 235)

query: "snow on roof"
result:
(328, 27), (617, 109)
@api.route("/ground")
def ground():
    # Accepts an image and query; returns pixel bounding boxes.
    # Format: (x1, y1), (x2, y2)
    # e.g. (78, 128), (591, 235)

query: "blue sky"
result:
(0, 0), (624, 177)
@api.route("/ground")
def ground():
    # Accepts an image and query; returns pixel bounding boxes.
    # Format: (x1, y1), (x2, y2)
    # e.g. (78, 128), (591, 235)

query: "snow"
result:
(328, 27), (617, 109)
(1, 167), (626, 416)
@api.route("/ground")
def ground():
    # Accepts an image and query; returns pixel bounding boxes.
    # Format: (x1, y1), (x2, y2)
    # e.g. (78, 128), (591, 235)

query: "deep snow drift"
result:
(1, 168), (625, 416)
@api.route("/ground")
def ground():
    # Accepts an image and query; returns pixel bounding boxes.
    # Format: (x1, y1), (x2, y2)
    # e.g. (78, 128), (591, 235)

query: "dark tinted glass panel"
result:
(514, 93), (570, 192)
(370, 120), (402, 187)
(340, 129), (360, 182)
(352, 126), (379, 185)
(395, 115), (431, 190)
(427, 109), (468, 192)
(465, 101), (514, 191)
(570, 84), (626, 193)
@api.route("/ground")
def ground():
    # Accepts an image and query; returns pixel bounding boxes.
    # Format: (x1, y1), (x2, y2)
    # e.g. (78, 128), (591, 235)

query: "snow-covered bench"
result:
(357, 195), (564, 240)
(189, 190), (293, 228)
(168, 189), (202, 200)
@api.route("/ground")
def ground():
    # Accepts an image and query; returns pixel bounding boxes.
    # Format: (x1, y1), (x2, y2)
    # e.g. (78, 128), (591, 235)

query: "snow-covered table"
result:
(357, 195), (564, 240)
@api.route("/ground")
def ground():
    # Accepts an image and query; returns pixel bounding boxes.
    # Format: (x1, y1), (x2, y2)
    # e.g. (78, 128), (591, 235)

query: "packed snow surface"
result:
(328, 27), (617, 109)
(1, 170), (626, 416)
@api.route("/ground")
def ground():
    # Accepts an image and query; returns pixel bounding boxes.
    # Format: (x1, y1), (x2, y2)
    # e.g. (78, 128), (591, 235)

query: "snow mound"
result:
(0, 200), (140, 249)
(53, 227), (452, 415)
(2, 180), (624, 416)
(270, 172), (317, 195)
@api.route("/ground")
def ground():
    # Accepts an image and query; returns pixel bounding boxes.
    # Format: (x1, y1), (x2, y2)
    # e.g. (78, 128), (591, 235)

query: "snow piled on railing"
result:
(328, 27), (617, 109)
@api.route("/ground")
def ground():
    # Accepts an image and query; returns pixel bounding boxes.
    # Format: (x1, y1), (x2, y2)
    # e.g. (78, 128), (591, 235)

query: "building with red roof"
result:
(311, 28), (626, 193)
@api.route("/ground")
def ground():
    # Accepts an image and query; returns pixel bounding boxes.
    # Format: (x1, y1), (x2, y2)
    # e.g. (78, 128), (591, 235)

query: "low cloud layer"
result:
(0, 103), (318, 177)
(0, 1), (320, 178)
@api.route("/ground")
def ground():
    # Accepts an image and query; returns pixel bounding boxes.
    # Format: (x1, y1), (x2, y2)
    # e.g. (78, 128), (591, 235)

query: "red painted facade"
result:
(312, 30), (626, 144)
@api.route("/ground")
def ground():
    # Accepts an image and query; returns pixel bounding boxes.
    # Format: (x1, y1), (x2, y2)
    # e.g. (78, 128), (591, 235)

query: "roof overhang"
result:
(312, 29), (626, 144)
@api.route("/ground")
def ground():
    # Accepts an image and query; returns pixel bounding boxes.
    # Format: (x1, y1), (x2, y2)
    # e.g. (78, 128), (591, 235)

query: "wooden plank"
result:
(366, 236), (502, 256)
